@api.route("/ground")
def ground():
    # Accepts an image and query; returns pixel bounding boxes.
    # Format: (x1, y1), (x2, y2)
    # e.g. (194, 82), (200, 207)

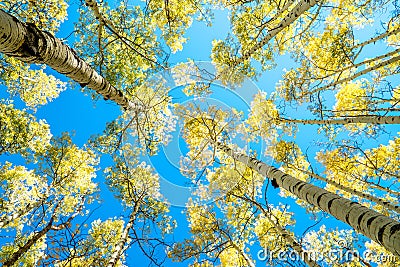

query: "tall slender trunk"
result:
(216, 142), (400, 256)
(228, 242), (256, 267)
(319, 48), (400, 79)
(235, 0), (320, 66)
(0, 9), (142, 111)
(84, 0), (159, 66)
(279, 115), (400, 125)
(0, 202), (40, 228)
(303, 54), (400, 98)
(2, 201), (83, 266)
(289, 165), (400, 213)
(107, 204), (139, 267)
(351, 26), (400, 49)
(3, 218), (53, 267)
(232, 193), (321, 267)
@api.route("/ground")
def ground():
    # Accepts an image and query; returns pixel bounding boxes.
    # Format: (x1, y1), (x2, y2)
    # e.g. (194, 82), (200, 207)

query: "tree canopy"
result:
(0, 0), (400, 266)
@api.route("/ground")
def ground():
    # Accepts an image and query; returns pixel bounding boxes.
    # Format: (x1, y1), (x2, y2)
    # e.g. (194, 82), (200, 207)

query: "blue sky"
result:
(1, 1), (399, 266)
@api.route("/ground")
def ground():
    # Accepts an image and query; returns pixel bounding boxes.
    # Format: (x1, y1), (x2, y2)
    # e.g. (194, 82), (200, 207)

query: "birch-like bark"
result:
(107, 204), (139, 267)
(0, 9), (143, 111)
(279, 115), (400, 125)
(352, 26), (400, 49)
(84, 0), (159, 66)
(232, 193), (321, 267)
(216, 142), (400, 256)
(235, 0), (320, 66)
(319, 48), (400, 79)
(257, 0), (296, 33)
(2, 201), (82, 266)
(291, 166), (400, 213)
(0, 202), (41, 228)
(303, 54), (400, 98)
(2, 217), (54, 267)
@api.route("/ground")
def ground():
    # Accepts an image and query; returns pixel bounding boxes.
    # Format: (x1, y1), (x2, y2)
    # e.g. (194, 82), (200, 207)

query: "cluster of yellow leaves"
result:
(171, 61), (213, 96)
(54, 218), (127, 267)
(0, 231), (47, 266)
(245, 91), (280, 145)
(386, 20), (400, 47)
(365, 241), (400, 267)
(303, 225), (363, 266)
(0, 0), (68, 33)
(229, 1), (285, 60)
(0, 102), (52, 155)
(88, 219), (125, 261)
(333, 80), (374, 132)
(146, 0), (197, 53)
(302, 25), (354, 76)
(317, 135), (400, 213)
(334, 80), (371, 117)
(276, 26), (355, 102)
(33, 134), (99, 217)
(105, 157), (164, 204)
(1, 58), (66, 109)
(0, 134), (99, 265)
(105, 146), (175, 236)
(204, 159), (265, 199)
(0, 163), (47, 227)
(75, 3), (158, 92)
(178, 104), (237, 178)
(122, 78), (177, 154)
(186, 202), (217, 238)
(317, 148), (372, 200)
(211, 37), (257, 82)
(181, 200), (254, 266)
(325, 0), (375, 28)
(268, 140), (310, 182)
(218, 247), (249, 267)
(361, 135), (400, 182)
(211, 0), (310, 77)
(367, 53), (400, 84)
(254, 206), (295, 251)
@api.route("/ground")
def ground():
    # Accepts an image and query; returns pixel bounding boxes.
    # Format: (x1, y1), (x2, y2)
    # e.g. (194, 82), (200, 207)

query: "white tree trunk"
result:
(323, 48), (400, 78)
(296, 167), (400, 213)
(107, 206), (138, 267)
(0, 9), (142, 111)
(280, 115), (400, 125)
(263, 210), (320, 267)
(305, 54), (400, 97)
(0, 202), (40, 228)
(233, 193), (321, 267)
(237, 0), (320, 65)
(216, 142), (400, 256)
(352, 26), (400, 49)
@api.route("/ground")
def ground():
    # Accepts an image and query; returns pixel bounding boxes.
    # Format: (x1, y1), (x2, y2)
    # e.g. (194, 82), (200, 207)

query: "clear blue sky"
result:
(1, 1), (399, 266)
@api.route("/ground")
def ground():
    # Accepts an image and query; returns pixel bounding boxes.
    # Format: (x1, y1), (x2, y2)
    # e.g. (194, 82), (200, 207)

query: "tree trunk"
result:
(279, 115), (400, 125)
(216, 142), (400, 256)
(232, 193), (321, 267)
(236, 0), (320, 65)
(304, 54), (400, 98)
(2, 217), (54, 267)
(320, 48), (400, 79)
(0, 9), (142, 111)
(107, 204), (139, 267)
(0, 202), (40, 228)
(352, 26), (400, 49)
(291, 166), (400, 213)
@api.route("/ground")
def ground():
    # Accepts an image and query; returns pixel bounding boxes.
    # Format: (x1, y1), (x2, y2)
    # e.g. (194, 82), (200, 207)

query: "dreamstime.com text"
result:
(257, 247), (398, 264)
